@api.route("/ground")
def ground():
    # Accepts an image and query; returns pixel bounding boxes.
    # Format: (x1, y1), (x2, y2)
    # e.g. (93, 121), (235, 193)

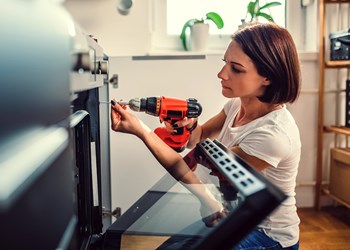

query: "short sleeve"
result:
(223, 98), (240, 116)
(238, 125), (291, 168)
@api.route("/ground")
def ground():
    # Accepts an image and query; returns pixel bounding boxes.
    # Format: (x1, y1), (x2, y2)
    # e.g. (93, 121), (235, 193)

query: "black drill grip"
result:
(187, 98), (202, 118)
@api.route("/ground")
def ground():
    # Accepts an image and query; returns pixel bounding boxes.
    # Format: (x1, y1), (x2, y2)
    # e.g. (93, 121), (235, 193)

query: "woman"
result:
(111, 22), (301, 249)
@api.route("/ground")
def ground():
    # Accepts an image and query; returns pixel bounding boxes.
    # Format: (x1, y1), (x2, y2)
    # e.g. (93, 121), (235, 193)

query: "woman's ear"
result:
(262, 77), (270, 86)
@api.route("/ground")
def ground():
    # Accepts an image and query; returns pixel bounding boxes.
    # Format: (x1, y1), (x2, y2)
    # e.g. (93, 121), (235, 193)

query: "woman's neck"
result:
(233, 98), (282, 127)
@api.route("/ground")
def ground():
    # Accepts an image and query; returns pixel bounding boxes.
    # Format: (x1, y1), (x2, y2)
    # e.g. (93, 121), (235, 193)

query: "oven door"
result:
(69, 110), (103, 249)
(69, 23), (111, 238)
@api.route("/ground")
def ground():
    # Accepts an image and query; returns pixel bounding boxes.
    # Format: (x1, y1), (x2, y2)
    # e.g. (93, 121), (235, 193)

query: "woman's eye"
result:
(231, 66), (241, 73)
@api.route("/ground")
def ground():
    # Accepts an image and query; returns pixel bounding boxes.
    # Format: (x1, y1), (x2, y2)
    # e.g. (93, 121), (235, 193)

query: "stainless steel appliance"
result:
(0, 1), (110, 249)
(69, 32), (111, 248)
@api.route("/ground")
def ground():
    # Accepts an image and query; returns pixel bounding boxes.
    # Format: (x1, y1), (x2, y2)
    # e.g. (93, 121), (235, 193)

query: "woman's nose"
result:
(217, 66), (227, 80)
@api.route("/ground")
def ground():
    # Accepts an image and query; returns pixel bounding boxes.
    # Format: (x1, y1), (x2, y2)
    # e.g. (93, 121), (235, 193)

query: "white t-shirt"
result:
(217, 98), (301, 248)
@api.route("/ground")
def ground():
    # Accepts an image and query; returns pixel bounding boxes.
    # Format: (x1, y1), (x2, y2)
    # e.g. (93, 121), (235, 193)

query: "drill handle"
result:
(163, 118), (184, 135)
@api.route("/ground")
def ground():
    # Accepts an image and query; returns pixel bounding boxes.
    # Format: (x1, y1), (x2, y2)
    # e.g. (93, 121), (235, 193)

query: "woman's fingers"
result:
(110, 99), (127, 131)
(164, 121), (177, 133)
(174, 117), (197, 128)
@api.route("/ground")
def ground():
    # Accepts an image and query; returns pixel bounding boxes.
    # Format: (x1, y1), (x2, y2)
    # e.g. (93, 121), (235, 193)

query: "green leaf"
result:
(259, 2), (282, 11)
(256, 12), (274, 22)
(180, 18), (198, 51)
(246, 1), (281, 22)
(247, 1), (257, 20)
(205, 12), (224, 29)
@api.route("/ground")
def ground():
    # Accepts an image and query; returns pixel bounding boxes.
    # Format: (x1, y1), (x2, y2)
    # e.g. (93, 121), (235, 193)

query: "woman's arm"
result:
(111, 101), (183, 169)
(231, 146), (270, 171)
(111, 102), (225, 223)
(186, 109), (227, 149)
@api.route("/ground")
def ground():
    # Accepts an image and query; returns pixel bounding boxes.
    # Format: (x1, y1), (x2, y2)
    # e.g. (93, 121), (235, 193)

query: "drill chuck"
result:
(123, 97), (160, 116)
(127, 98), (142, 112)
(139, 97), (160, 116)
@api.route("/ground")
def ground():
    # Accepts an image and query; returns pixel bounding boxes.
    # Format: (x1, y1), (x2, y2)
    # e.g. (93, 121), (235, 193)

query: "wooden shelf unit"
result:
(324, 126), (350, 136)
(325, 60), (350, 68)
(321, 187), (350, 209)
(315, 0), (350, 209)
(326, 0), (350, 3)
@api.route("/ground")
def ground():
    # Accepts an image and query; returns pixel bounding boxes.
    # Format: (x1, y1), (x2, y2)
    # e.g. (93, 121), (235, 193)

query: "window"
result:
(151, 0), (287, 52)
(167, 0), (286, 35)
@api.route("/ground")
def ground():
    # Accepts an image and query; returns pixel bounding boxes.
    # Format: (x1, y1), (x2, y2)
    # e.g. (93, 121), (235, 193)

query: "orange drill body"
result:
(127, 96), (202, 152)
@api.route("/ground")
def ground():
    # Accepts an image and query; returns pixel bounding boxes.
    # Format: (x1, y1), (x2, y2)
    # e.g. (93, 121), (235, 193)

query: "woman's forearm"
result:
(137, 123), (223, 220)
(186, 124), (203, 149)
(138, 127), (184, 169)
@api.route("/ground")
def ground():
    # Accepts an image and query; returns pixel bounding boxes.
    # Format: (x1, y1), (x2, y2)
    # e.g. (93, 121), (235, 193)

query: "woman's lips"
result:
(221, 83), (230, 89)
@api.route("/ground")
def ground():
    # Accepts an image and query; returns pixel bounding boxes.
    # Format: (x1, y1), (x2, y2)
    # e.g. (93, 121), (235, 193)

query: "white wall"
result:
(290, 54), (319, 207)
(108, 55), (227, 213)
(63, 0), (152, 56)
(63, 0), (322, 211)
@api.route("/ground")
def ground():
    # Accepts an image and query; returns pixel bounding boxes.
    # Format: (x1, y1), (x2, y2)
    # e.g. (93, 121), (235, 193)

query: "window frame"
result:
(150, 0), (318, 53)
(151, 0), (238, 51)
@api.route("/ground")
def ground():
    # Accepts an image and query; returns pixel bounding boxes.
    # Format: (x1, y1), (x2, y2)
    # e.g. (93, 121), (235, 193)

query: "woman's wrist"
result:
(186, 120), (198, 133)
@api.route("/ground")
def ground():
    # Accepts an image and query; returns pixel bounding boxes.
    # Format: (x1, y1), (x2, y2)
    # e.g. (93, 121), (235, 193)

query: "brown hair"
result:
(232, 22), (301, 104)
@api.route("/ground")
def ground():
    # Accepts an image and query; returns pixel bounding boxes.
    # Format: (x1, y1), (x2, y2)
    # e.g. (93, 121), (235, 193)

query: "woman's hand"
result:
(184, 181), (227, 227)
(164, 117), (198, 133)
(110, 99), (150, 138)
(199, 198), (227, 227)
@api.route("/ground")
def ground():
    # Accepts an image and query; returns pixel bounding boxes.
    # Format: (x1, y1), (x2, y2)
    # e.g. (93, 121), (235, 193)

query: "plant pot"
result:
(190, 23), (209, 52)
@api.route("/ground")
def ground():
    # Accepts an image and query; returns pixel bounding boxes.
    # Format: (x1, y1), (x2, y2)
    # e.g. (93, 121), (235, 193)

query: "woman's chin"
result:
(222, 89), (232, 98)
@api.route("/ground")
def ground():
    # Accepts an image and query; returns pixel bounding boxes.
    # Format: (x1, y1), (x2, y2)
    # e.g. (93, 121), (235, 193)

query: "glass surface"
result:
(105, 139), (286, 250)
(126, 165), (242, 237)
(118, 142), (248, 250)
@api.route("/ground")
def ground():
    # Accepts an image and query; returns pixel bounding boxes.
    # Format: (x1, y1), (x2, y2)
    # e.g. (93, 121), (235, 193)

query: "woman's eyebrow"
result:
(230, 61), (245, 68)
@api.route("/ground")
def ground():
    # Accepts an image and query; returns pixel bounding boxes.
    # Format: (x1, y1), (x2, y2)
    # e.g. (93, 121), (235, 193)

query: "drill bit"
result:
(99, 98), (142, 112)
(117, 100), (131, 105)
(99, 100), (130, 105)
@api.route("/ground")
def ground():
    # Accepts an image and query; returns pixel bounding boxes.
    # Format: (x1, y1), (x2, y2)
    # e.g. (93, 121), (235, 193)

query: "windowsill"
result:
(146, 49), (225, 56)
(145, 49), (319, 61)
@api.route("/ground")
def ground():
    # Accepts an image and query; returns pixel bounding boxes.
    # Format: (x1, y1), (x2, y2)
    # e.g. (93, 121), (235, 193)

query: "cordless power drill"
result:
(119, 96), (202, 152)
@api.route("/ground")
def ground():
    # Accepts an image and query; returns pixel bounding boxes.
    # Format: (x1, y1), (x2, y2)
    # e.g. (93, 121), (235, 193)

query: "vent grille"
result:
(199, 139), (265, 196)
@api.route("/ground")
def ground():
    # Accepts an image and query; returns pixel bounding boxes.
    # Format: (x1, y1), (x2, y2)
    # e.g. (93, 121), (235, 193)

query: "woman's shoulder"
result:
(268, 106), (298, 130)
(224, 98), (240, 113)
(247, 106), (299, 143)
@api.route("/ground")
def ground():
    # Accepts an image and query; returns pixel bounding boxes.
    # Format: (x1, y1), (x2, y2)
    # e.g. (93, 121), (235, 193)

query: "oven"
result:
(69, 36), (111, 247)
(0, 1), (110, 249)
(67, 19), (112, 249)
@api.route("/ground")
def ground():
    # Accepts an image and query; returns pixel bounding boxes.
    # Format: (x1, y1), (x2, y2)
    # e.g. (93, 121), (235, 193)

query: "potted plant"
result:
(245, 0), (282, 23)
(180, 12), (224, 51)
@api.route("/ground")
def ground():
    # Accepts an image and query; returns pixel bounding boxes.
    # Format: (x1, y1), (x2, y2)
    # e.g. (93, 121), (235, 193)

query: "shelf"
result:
(324, 126), (350, 136)
(321, 187), (350, 209)
(315, 0), (350, 210)
(325, 0), (350, 3)
(325, 60), (350, 68)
